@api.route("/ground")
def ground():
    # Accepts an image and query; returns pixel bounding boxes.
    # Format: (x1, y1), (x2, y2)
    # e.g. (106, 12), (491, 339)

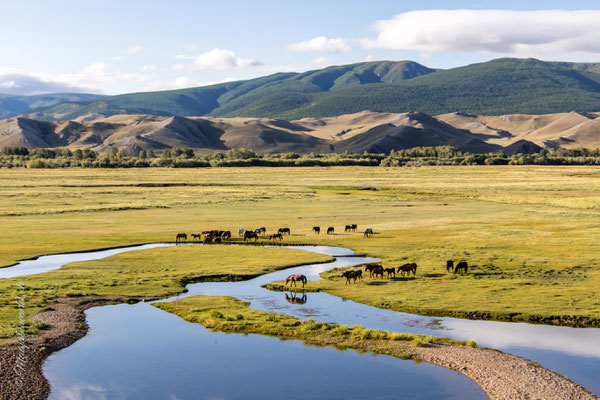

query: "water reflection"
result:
(285, 292), (308, 305)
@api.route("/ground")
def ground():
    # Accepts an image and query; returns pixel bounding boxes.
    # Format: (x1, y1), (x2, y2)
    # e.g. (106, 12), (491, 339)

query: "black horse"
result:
(278, 227), (291, 235)
(454, 261), (468, 274)
(446, 260), (454, 273)
(344, 225), (352, 233)
(363, 228), (373, 237)
(341, 270), (363, 284)
(397, 263), (417, 276)
(312, 226), (320, 235)
(244, 231), (259, 241)
(269, 233), (283, 241)
(327, 227), (335, 235)
(176, 233), (187, 243)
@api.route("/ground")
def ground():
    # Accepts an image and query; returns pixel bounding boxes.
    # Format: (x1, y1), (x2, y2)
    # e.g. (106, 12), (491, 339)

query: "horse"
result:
(221, 231), (231, 240)
(372, 266), (384, 279)
(285, 274), (307, 288)
(364, 263), (381, 278)
(238, 228), (244, 237)
(285, 293), (307, 304)
(269, 233), (283, 241)
(446, 260), (454, 273)
(327, 227), (335, 235)
(278, 227), (291, 235)
(313, 226), (320, 235)
(175, 233), (187, 243)
(397, 263), (417, 277)
(214, 237), (222, 244)
(383, 267), (396, 278)
(344, 225), (352, 233)
(244, 231), (259, 241)
(363, 228), (373, 237)
(454, 261), (468, 274)
(351, 224), (357, 232)
(341, 270), (363, 284)
(254, 228), (262, 235)
(191, 233), (202, 241)
(203, 236), (213, 244)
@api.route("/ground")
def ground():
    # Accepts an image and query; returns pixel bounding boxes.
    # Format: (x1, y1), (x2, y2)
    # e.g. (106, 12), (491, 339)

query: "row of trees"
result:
(2, 145), (600, 168)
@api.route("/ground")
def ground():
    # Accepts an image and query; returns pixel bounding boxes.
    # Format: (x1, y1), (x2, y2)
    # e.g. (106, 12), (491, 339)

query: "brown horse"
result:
(341, 270), (363, 284)
(383, 267), (396, 278)
(397, 263), (417, 276)
(285, 293), (307, 304)
(175, 233), (187, 243)
(285, 274), (307, 287)
(244, 231), (259, 241)
(372, 266), (384, 279)
(269, 233), (283, 241)
(364, 263), (381, 278)
(278, 227), (291, 235)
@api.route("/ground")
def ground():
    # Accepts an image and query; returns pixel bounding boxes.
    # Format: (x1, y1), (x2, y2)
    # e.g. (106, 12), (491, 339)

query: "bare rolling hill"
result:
(1, 110), (599, 155)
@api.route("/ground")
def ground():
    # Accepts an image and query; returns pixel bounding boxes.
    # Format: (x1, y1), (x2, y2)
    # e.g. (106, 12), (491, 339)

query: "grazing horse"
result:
(203, 236), (213, 244)
(221, 231), (231, 240)
(446, 260), (454, 273)
(351, 224), (357, 232)
(372, 266), (384, 279)
(244, 231), (259, 241)
(175, 233), (187, 243)
(254, 228), (262, 235)
(313, 226), (320, 235)
(269, 233), (283, 241)
(278, 227), (291, 235)
(383, 267), (396, 278)
(285, 274), (307, 288)
(327, 227), (335, 235)
(397, 263), (418, 277)
(454, 261), (468, 274)
(191, 233), (202, 241)
(344, 225), (352, 233)
(238, 228), (244, 237)
(285, 293), (307, 304)
(363, 228), (373, 237)
(364, 263), (382, 278)
(341, 270), (363, 284)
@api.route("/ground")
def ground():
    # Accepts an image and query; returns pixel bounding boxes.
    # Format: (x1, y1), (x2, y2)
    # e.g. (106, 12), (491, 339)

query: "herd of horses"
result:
(175, 223), (377, 245)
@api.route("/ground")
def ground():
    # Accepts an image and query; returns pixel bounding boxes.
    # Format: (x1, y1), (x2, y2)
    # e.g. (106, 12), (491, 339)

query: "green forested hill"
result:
(11, 58), (600, 120)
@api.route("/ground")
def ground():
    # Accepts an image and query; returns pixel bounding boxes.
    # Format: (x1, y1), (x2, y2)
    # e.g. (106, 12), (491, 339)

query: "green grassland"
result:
(0, 166), (599, 335)
(0, 246), (331, 339)
(154, 295), (471, 356)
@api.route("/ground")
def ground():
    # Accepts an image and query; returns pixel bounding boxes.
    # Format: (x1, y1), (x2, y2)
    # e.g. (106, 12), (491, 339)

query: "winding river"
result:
(3, 243), (600, 398)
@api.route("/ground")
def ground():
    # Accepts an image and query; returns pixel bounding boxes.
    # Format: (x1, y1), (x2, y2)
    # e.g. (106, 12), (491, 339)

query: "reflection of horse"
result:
(383, 267), (396, 278)
(363, 228), (373, 237)
(269, 233), (283, 241)
(454, 261), (468, 274)
(244, 231), (258, 241)
(327, 227), (335, 235)
(397, 263), (417, 276)
(341, 270), (362, 284)
(285, 274), (307, 287)
(446, 260), (454, 273)
(312, 226), (320, 235)
(278, 227), (291, 235)
(285, 293), (307, 304)
(176, 233), (187, 243)
(364, 263), (381, 278)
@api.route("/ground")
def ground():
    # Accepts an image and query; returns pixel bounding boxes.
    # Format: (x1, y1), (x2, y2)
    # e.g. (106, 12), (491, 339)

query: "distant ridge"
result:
(6, 58), (600, 121)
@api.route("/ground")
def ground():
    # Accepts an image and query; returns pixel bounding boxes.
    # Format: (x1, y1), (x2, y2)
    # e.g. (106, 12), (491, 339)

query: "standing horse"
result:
(454, 261), (468, 274)
(238, 228), (244, 237)
(285, 274), (307, 288)
(397, 263), (418, 276)
(278, 227), (291, 235)
(344, 225), (352, 233)
(446, 260), (454, 273)
(176, 233), (187, 243)
(341, 270), (363, 284)
(327, 227), (335, 235)
(244, 231), (259, 241)
(351, 224), (357, 232)
(372, 266), (384, 279)
(269, 233), (283, 241)
(221, 231), (231, 240)
(383, 267), (396, 278)
(191, 233), (202, 241)
(363, 228), (373, 237)
(364, 263), (380, 278)
(312, 226), (320, 235)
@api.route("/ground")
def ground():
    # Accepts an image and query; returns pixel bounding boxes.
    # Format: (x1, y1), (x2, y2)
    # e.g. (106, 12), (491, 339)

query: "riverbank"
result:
(156, 295), (598, 400)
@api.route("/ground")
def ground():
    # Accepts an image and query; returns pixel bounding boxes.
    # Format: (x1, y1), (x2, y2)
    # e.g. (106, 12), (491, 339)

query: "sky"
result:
(1, 0), (600, 95)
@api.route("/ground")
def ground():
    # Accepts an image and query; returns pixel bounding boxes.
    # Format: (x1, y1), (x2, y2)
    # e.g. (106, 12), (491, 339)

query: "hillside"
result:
(2, 110), (598, 155)
(17, 58), (600, 121)
(0, 93), (103, 119)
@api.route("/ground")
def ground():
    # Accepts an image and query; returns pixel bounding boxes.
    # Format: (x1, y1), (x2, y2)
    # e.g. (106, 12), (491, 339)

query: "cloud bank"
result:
(0, 74), (91, 95)
(173, 48), (263, 71)
(287, 36), (351, 53)
(365, 10), (600, 57)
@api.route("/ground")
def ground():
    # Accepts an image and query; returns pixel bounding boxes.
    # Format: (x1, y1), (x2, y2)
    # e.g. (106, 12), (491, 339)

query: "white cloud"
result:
(57, 62), (148, 88)
(287, 36), (351, 53)
(364, 10), (600, 58)
(127, 45), (143, 54)
(172, 48), (263, 71)
(0, 73), (92, 95)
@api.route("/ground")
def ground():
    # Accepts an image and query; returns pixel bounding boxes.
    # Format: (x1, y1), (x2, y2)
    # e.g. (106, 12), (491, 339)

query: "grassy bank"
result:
(0, 245), (331, 339)
(0, 166), (599, 328)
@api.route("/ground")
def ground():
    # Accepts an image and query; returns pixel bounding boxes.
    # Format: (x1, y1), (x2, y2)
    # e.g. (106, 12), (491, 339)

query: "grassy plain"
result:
(0, 246), (331, 339)
(0, 166), (599, 333)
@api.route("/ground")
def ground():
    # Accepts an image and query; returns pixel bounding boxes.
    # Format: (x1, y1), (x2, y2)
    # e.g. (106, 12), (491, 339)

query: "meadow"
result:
(1, 165), (599, 337)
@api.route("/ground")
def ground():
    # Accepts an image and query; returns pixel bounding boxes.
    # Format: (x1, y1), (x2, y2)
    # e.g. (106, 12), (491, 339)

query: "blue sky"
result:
(1, 1), (600, 95)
